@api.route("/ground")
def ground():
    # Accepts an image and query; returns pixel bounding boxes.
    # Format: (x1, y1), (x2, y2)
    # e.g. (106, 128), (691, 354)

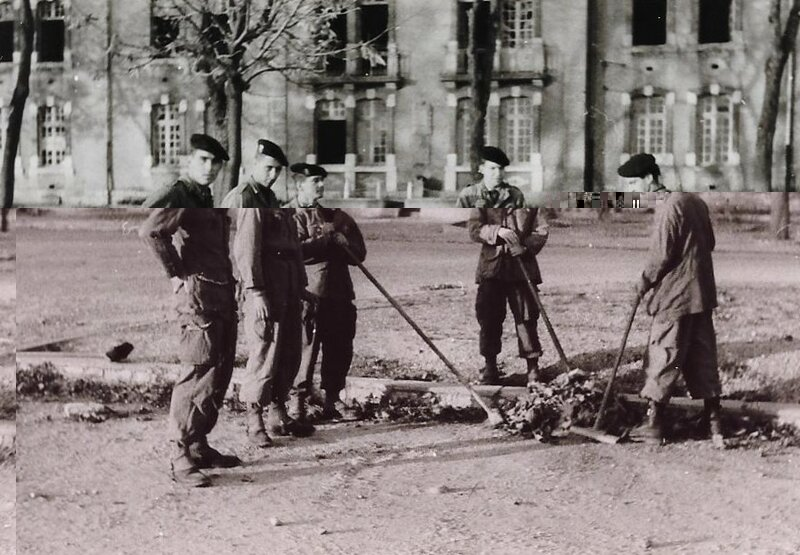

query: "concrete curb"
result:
(17, 352), (800, 429)
(16, 352), (529, 408)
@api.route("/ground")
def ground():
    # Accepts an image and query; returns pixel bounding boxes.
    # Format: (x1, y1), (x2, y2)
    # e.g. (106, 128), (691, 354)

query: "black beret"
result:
(290, 162), (328, 178)
(257, 139), (288, 166)
(190, 134), (229, 161)
(617, 153), (660, 178)
(481, 146), (510, 167)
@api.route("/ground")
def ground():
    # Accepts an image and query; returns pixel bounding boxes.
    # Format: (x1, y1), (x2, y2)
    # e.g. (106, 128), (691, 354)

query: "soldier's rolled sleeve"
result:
(468, 209), (503, 245)
(139, 208), (187, 278)
(233, 208), (265, 290)
(346, 225), (367, 264)
(641, 206), (680, 292)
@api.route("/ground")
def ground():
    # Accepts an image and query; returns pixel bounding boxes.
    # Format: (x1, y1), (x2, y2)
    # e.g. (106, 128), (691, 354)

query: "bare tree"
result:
(1, 0), (33, 214)
(467, 0), (503, 176)
(133, 0), (376, 201)
(755, 0), (799, 239)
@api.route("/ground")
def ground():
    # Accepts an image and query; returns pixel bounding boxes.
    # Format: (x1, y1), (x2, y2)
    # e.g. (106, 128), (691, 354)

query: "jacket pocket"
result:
(179, 315), (220, 366)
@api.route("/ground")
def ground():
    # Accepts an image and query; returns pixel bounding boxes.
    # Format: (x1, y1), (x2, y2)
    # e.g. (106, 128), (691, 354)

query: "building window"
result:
(0, 106), (7, 156)
(151, 2), (180, 57)
(0, 2), (13, 64)
(151, 103), (184, 166)
(359, 1), (389, 76)
(36, 0), (66, 63)
(324, 11), (348, 75)
(316, 99), (347, 164)
(38, 104), (68, 167)
(632, 96), (668, 155)
(457, 1), (492, 72)
(632, 0), (667, 46)
(356, 98), (388, 165)
(698, 94), (733, 165)
(499, 96), (535, 164)
(699, 0), (731, 44)
(456, 98), (473, 165)
(502, 0), (537, 48)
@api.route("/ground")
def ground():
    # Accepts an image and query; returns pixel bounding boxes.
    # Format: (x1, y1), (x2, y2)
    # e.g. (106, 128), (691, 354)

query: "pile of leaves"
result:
(17, 363), (173, 408)
(351, 392), (486, 424)
(497, 369), (620, 440)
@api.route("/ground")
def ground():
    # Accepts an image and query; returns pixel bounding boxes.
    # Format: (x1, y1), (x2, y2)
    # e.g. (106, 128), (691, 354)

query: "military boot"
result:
(268, 402), (315, 437)
(479, 357), (502, 386)
(630, 401), (665, 444)
(246, 403), (272, 448)
(188, 437), (242, 469)
(526, 357), (542, 388)
(170, 443), (211, 488)
(705, 397), (725, 449)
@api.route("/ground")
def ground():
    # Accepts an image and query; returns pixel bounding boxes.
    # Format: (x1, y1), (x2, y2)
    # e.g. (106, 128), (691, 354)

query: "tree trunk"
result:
(105, 0), (115, 206)
(223, 78), (244, 202)
(1, 0), (34, 209)
(468, 0), (501, 177)
(755, 0), (800, 193)
(206, 76), (229, 203)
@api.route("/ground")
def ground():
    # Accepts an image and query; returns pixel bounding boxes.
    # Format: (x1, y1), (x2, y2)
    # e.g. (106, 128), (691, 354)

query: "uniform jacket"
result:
(468, 208), (547, 284)
(138, 209), (234, 316)
(456, 181), (527, 208)
(233, 209), (307, 303)
(293, 206), (367, 300)
(642, 192), (718, 320)
(143, 178), (214, 208)
(220, 177), (281, 208)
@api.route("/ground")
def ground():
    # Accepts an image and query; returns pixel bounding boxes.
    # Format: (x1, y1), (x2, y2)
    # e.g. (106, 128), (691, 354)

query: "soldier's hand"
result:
(508, 243), (527, 257)
(252, 292), (272, 321)
(170, 276), (185, 294)
(497, 227), (521, 247)
(302, 289), (320, 304)
(332, 232), (350, 248)
(321, 222), (336, 237)
(635, 278), (649, 300)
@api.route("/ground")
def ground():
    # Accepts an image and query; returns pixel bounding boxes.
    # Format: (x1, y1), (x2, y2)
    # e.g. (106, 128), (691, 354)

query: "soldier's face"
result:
(481, 161), (504, 190)
(188, 150), (223, 186)
(253, 155), (283, 188)
(298, 176), (325, 204)
(623, 174), (653, 192)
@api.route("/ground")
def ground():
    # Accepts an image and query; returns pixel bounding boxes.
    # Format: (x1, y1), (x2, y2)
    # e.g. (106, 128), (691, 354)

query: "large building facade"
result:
(0, 0), (797, 205)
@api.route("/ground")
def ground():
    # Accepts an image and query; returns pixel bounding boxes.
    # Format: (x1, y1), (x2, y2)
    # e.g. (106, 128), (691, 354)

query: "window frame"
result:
(697, 93), (735, 166)
(35, 0), (66, 64)
(499, 95), (536, 165)
(151, 103), (186, 167)
(631, 95), (669, 156)
(37, 103), (69, 168)
(355, 98), (388, 165)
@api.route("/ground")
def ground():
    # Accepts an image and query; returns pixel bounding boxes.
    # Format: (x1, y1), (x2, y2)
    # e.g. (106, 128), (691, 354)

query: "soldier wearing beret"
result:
(617, 152), (668, 193)
(139, 207), (241, 487)
(285, 163), (367, 420)
(143, 134), (229, 208)
(619, 154), (723, 446)
(456, 146), (527, 208)
(220, 139), (288, 208)
(233, 206), (314, 445)
(457, 148), (549, 385)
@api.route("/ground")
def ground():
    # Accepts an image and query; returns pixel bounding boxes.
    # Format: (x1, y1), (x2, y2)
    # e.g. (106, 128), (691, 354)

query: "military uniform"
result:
(456, 181), (527, 208)
(468, 208), (547, 365)
(233, 209), (307, 435)
(639, 192), (721, 403)
(143, 178), (215, 208)
(220, 177), (282, 208)
(139, 209), (237, 471)
(291, 207), (367, 407)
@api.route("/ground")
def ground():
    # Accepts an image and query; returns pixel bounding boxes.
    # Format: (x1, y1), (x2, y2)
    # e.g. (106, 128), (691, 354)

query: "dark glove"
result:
(332, 232), (350, 249)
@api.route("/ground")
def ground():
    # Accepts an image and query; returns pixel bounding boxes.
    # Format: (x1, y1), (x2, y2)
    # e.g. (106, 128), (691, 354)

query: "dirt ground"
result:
(0, 227), (16, 554)
(15, 402), (800, 555)
(14, 210), (800, 553)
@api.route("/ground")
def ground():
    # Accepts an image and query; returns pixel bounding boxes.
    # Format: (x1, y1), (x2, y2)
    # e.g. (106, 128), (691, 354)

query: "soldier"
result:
(233, 208), (314, 446)
(618, 153), (723, 446)
(220, 139), (288, 208)
(139, 208), (241, 487)
(143, 133), (229, 208)
(287, 163), (367, 420)
(459, 147), (549, 386)
(456, 146), (527, 208)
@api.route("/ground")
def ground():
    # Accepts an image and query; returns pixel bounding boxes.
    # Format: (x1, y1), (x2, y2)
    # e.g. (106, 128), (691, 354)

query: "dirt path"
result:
(16, 402), (800, 554)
